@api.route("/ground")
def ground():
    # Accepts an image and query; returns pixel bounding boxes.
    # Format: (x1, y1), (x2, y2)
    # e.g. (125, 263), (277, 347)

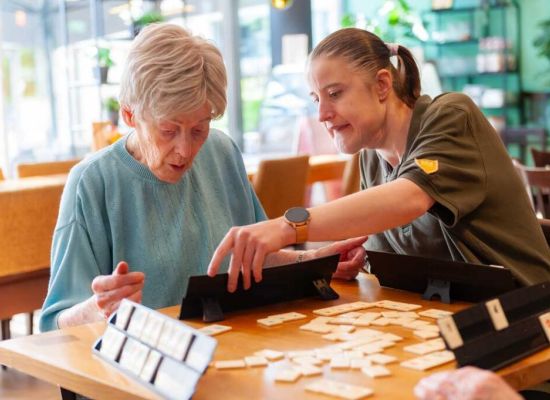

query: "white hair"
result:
(119, 23), (227, 123)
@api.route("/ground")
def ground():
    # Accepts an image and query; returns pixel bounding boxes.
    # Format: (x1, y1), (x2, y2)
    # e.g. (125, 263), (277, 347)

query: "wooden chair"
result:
(0, 168), (4, 181)
(540, 218), (550, 248)
(500, 127), (547, 164)
(252, 155), (310, 219)
(0, 178), (64, 341)
(513, 160), (550, 218)
(341, 152), (361, 196)
(531, 148), (550, 168)
(16, 158), (80, 178)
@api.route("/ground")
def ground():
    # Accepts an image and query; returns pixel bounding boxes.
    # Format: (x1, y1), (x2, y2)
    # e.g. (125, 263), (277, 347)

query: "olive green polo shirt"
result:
(361, 93), (550, 285)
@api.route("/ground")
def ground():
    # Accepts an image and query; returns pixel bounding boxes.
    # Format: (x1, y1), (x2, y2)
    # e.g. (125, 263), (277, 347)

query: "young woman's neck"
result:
(377, 95), (413, 168)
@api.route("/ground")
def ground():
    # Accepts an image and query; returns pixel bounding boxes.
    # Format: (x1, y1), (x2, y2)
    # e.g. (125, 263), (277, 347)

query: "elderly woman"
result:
(39, 23), (365, 332)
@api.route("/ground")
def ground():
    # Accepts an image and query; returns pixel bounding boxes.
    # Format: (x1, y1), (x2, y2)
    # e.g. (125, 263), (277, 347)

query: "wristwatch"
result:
(283, 207), (311, 244)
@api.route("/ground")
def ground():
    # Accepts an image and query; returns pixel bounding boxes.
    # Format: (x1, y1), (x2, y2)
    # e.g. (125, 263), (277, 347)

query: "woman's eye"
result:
(311, 97), (319, 104)
(162, 130), (176, 138)
(329, 90), (341, 99)
(192, 130), (206, 138)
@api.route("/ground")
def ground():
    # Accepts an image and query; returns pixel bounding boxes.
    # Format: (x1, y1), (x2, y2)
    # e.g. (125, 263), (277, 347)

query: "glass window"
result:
(1, 1), (59, 176)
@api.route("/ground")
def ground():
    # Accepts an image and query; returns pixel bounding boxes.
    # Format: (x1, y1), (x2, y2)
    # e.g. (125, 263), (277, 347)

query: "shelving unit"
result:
(58, 0), (164, 154)
(423, 0), (522, 129)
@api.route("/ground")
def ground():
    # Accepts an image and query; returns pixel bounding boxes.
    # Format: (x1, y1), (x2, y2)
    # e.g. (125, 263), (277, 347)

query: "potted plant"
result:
(533, 18), (550, 84)
(97, 47), (114, 84)
(104, 96), (120, 127)
(132, 11), (165, 37)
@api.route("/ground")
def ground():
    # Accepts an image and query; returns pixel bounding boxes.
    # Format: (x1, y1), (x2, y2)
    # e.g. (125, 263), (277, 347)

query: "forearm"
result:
(307, 178), (434, 241)
(57, 296), (103, 329)
(265, 249), (301, 267)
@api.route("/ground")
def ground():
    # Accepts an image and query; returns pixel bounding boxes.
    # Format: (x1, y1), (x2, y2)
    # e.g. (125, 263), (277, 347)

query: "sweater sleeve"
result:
(39, 220), (102, 332)
(39, 164), (111, 332)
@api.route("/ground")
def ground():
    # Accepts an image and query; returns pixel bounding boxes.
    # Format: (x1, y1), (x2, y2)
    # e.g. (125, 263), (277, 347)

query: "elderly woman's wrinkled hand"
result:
(308, 237), (367, 280)
(91, 261), (145, 319)
(414, 366), (522, 400)
(207, 218), (295, 292)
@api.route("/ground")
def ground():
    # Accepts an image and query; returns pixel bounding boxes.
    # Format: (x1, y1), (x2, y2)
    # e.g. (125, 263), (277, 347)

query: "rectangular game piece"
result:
(119, 337), (150, 376)
(114, 300), (135, 331)
(365, 354), (397, 365)
(306, 379), (374, 400)
(99, 325), (127, 361)
(140, 312), (165, 347)
(214, 360), (246, 370)
(268, 312), (307, 322)
(414, 330), (440, 340)
(375, 300), (422, 311)
(403, 338), (446, 355)
(400, 350), (455, 371)
(361, 365), (391, 378)
(274, 368), (302, 382)
(244, 356), (268, 367)
(257, 318), (283, 327)
(418, 309), (453, 319)
(294, 364), (323, 376)
(198, 324), (232, 336)
(300, 323), (333, 334)
(254, 349), (285, 361)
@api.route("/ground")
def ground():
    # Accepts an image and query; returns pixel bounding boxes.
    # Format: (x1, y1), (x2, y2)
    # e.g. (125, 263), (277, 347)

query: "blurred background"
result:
(1, 0), (549, 176)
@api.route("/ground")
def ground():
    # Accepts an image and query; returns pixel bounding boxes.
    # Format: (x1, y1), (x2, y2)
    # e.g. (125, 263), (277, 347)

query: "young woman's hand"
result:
(307, 237), (367, 280)
(207, 218), (296, 292)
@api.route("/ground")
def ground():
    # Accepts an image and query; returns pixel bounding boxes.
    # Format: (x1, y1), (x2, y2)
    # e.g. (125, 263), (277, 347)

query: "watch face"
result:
(285, 207), (310, 223)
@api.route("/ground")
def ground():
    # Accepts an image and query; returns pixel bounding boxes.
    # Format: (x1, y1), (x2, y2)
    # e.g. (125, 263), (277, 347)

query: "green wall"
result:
(344, 0), (550, 93)
(520, 0), (550, 91)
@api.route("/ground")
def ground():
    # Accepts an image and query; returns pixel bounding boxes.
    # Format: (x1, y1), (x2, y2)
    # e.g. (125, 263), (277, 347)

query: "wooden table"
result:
(0, 174), (68, 338)
(0, 275), (549, 400)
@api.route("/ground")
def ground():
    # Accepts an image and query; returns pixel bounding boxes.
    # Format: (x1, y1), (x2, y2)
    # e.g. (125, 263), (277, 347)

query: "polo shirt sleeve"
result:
(398, 104), (487, 228)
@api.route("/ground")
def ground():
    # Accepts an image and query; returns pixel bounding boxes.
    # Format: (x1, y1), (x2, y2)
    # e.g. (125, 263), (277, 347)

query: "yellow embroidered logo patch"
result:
(415, 158), (439, 174)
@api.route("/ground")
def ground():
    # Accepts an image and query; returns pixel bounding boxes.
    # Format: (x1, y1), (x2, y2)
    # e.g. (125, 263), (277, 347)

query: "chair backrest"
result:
(0, 168), (4, 181)
(531, 148), (550, 168)
(540, 218), (550, 248)
(500, 127), (547, 163)
(0, 178), (64, 278)
(252, 155), (310, 219)
(512, 159), (533, 204)
(16, 159), (80, 178)
(513, 160), (550, 217)
(341, 153), (361, 196)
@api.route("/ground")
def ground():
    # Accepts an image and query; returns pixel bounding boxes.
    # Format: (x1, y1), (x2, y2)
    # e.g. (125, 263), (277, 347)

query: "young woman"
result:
(208, 28), (550, 292)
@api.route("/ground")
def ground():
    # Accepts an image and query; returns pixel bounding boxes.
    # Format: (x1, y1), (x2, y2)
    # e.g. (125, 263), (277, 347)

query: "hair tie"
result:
(385, 42), (399, 69)
(386, 42), (399, 57)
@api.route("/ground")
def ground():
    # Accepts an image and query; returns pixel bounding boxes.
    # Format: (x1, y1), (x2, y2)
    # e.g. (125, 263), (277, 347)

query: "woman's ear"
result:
(121, 106), (135, 128)
(375, 69), (392, 102)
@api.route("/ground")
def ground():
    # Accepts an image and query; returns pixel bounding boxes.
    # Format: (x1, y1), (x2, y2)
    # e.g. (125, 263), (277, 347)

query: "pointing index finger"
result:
(207, 233), (234, 277)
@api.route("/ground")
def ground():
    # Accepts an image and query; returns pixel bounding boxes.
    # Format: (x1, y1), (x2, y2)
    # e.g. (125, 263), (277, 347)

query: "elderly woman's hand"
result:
(207, 218), (296, 292)
(414, 366), (522, 400)
(91, 261), (145, 319)
(306, 237), (367, 280)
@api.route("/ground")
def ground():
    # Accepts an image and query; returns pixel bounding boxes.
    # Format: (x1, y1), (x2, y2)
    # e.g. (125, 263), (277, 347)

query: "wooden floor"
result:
(0, 313), (60, 400)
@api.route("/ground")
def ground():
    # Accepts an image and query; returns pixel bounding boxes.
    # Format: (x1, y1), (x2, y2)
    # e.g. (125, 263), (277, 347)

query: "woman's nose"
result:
(174, 134), (194, 158)
(318, 100), (334, 122)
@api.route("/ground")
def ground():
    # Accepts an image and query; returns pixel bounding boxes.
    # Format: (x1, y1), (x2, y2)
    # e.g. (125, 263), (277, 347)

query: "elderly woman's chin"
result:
(155, 164), (190, 183)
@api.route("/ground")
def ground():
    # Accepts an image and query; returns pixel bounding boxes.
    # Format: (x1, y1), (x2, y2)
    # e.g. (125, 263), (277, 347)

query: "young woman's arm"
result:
(208, 178), (434, 291)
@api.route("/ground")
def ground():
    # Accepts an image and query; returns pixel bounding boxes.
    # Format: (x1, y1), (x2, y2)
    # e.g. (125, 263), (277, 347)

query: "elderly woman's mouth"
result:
(170, 164), (187, 172)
